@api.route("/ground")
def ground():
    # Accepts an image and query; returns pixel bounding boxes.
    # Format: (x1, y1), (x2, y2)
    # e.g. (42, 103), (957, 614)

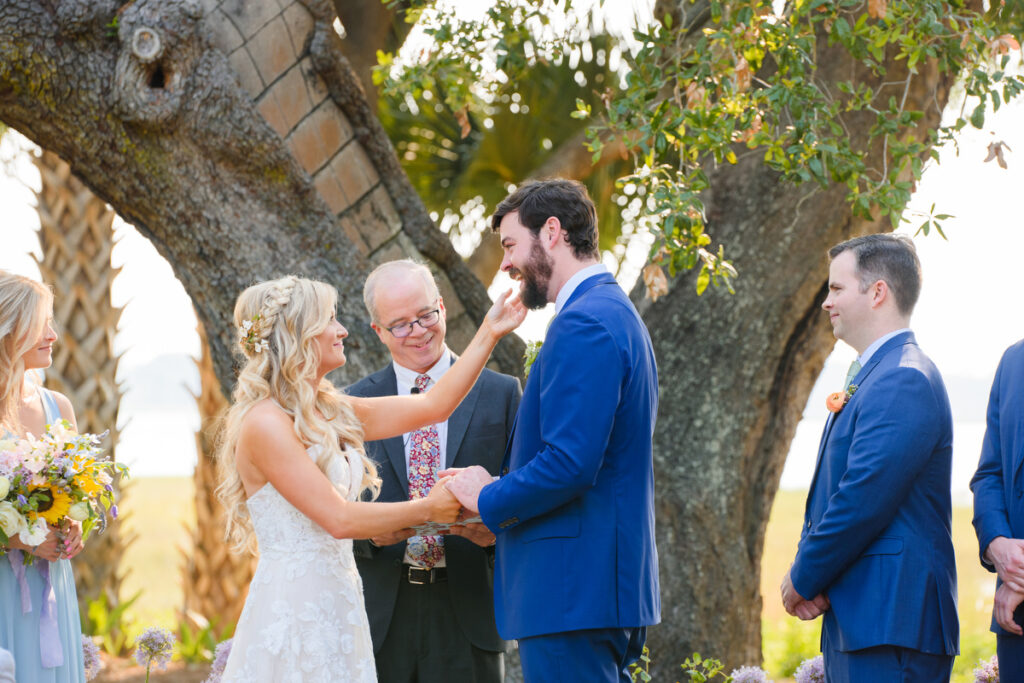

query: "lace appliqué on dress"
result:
(221, 447), (376, 683)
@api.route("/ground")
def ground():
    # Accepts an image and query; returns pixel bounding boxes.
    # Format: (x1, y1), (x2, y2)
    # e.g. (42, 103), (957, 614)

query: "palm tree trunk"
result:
(32, 149), (129, 622)
(181, 321), (256, 630)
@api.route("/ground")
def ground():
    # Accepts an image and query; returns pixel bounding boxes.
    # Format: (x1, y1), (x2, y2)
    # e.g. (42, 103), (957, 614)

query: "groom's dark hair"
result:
(490, 179), (600, 260)
(829, 234), (922, 315)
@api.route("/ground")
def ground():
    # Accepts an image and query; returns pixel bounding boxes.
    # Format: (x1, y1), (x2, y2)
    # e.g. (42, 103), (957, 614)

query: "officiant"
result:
(348, 259), (521, 683)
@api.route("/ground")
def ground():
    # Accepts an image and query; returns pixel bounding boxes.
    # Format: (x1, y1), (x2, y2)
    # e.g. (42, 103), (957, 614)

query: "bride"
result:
(215, 275), (525, 682)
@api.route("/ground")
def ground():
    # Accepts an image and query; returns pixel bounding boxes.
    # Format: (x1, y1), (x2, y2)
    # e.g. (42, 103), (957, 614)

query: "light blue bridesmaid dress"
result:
(0, 388), (85, 682)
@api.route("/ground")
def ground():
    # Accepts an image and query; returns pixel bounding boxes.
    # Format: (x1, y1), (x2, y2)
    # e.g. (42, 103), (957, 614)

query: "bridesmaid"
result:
(0, 271), (85, 682)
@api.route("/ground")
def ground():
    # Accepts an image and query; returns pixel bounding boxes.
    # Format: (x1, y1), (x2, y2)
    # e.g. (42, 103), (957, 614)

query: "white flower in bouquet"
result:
(0, 475), (9, 499)
(0, 501), (26, 537)
(18, 517), (48, 546)
(67, 501), (90, 522)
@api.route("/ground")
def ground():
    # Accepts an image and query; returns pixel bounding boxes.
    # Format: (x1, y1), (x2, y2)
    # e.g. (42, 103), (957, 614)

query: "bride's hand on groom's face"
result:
(426, 476), (462, 524)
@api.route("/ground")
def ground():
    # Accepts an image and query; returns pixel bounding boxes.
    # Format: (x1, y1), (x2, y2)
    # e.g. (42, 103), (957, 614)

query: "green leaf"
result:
(970, 103), (986, 129)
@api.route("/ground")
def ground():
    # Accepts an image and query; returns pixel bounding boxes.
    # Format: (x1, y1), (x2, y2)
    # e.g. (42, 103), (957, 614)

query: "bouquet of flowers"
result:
(0, 419), (127, 558)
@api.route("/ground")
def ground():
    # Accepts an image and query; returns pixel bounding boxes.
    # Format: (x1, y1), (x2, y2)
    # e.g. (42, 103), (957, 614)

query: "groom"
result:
(446, 179), (660, 682)
(782, 234), (958, 682)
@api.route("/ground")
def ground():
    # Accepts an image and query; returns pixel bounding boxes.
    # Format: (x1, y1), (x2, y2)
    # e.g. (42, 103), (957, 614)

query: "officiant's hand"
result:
(995, 582), (1024, 635)
(369, 528), (416, 547)
(426, 476), (461, 524)
(987, 536), (1024, 593)
(442, 522), (495, 548)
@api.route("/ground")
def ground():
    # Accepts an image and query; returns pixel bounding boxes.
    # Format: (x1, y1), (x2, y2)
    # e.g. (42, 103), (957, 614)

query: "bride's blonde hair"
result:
(0, 272), (52, 434)
(216, 275), (380, 554)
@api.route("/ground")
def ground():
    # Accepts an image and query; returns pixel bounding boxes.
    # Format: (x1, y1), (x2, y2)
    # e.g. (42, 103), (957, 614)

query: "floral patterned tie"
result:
(406, 373), (444, 567)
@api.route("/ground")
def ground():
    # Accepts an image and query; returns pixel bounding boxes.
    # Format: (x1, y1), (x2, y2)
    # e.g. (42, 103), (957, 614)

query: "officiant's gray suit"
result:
(349, 364), (520, 683)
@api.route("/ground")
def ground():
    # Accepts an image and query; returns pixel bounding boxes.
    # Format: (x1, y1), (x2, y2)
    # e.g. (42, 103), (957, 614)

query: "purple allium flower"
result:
(110, 504), (118, 519)
(203, 638), (233, 683)
(794, 655), (825, 683)
(730, 665), (772, 683)
(133, 627), (175, 672)
(81, 635), (104, 681)
(973, 654), (999, 683)
(16, 494), (26, 506)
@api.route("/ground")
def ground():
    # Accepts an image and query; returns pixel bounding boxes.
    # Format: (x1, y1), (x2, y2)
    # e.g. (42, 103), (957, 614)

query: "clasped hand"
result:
(781, 569), (830, 621)
(21, 521), (84, 562)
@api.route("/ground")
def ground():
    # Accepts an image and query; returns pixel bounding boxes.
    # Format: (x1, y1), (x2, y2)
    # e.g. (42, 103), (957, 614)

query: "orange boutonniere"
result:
(826, 385), (858, 413)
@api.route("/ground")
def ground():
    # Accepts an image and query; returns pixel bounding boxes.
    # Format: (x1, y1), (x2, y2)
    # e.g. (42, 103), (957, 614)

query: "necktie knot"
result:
(415, 374), (431, 392)
(844, 360), (862, 390)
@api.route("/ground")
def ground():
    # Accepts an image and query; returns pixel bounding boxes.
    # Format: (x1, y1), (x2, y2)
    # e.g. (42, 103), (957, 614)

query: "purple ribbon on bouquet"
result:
(7, 551), (65, 668)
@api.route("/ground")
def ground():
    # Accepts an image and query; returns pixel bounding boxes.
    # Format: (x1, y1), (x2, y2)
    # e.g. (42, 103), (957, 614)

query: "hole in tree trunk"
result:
(149, 65), (166, 89)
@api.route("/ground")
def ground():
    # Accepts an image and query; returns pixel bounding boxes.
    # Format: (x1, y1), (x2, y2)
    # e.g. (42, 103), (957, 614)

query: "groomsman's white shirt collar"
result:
(392, 347), (453, 567)
(857, 328), (911, 367)
(555, 263), (608, 314)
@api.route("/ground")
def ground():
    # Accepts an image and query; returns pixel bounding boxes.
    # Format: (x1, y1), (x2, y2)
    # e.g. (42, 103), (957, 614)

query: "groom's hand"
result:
(987, 536), (1024, 593)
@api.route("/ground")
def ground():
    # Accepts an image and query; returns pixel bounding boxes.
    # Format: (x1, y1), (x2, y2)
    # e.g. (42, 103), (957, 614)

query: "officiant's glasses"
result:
(386, 309), (441, 338)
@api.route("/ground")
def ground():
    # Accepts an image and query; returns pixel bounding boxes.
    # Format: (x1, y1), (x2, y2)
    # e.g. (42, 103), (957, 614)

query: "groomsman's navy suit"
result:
(971, 339), (1024, 674)
(791, 331), (958, 682)
(477, 271), (660, 682)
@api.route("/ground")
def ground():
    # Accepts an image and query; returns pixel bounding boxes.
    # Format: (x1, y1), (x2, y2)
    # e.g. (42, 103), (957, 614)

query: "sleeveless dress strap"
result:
(37, 387), (62, 425)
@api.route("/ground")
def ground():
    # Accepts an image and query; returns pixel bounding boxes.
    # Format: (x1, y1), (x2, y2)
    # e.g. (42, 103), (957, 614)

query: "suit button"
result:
(806, 520), (811, 529)
(501, 467), (509, 476)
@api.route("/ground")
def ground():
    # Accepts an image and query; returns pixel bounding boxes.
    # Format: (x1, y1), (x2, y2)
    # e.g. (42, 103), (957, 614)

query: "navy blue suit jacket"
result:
(791, 331), (958, 655)
(971, 338), (1024, 635)
(477, 272), (660, 639)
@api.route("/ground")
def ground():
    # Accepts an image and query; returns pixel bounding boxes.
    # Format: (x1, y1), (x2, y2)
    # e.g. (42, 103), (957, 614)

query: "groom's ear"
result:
(541, 217), (562, 250)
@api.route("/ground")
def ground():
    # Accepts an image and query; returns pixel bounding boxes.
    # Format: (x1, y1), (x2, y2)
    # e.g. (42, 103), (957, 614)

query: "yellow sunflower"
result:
(31, 486), (72, 526)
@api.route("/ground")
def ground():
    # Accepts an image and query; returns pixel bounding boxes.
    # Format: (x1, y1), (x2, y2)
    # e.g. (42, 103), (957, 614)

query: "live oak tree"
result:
(1, 0), (1020, 673)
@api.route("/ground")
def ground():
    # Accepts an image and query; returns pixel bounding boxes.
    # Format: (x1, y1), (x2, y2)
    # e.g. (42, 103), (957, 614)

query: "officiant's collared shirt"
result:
(393, 347), (453, 567)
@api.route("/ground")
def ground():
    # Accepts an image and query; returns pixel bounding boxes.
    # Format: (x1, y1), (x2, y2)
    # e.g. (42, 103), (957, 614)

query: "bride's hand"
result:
(482, 289), (527, 340)
(425, 477), (461, 524)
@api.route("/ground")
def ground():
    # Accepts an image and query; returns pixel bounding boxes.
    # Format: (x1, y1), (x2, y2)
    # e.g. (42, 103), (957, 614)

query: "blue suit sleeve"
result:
(479, 310), (622, 529)
(790, 366), (945, 599)
(971, 353), (1013, 572)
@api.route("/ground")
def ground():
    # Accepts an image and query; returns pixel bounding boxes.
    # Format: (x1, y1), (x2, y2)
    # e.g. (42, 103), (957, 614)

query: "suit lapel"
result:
(804, 331), (916, 514)
(445, 374), (483, 469)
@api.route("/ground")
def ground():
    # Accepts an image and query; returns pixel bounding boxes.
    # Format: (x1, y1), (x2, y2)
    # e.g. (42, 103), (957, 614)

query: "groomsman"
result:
(782, 234), (958, 682)
(971, 339), (1024, 678)
(348, 260), (521, 683)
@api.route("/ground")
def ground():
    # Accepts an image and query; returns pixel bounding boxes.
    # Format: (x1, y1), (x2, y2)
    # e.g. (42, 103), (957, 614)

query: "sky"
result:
(1, 3), (1023, 485)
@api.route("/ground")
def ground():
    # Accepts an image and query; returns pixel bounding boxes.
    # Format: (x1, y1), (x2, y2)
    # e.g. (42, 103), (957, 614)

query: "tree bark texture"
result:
(0, 0), (523, 400)
(637, 30), (956, 673)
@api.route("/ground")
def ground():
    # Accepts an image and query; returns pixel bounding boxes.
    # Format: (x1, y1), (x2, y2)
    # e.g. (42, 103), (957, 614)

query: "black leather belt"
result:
(405, 565), (447, 585)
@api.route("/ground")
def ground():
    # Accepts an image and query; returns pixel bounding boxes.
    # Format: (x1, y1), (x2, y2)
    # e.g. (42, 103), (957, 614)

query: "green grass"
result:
(117, 477), (195, 631)
(761, 490), (997, 682)
(112, 480), (999, 680)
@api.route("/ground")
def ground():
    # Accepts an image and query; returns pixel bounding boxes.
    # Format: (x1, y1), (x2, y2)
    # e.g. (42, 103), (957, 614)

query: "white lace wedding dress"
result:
(221, 447), (376, 682)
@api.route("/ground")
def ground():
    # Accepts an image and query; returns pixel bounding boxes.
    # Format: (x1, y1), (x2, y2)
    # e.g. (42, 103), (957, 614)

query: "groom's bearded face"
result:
(511, 237), (554, 310)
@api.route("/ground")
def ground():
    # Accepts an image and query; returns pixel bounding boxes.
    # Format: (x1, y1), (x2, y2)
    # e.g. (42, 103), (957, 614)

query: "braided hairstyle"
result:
(216, 276), (380, 554)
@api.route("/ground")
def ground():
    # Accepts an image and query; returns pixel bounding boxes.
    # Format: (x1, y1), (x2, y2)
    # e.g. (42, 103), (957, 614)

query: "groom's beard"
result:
(515, 240), (553, 310)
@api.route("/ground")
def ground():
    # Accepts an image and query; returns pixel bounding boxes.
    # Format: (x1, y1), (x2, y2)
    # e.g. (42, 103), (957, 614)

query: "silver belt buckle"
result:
(407, 566), (429, 584)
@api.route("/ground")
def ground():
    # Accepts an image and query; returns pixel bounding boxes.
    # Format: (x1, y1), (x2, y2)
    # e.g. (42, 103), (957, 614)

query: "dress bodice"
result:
(245, 446), (363, 557)
(223, 445), (377, 682)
